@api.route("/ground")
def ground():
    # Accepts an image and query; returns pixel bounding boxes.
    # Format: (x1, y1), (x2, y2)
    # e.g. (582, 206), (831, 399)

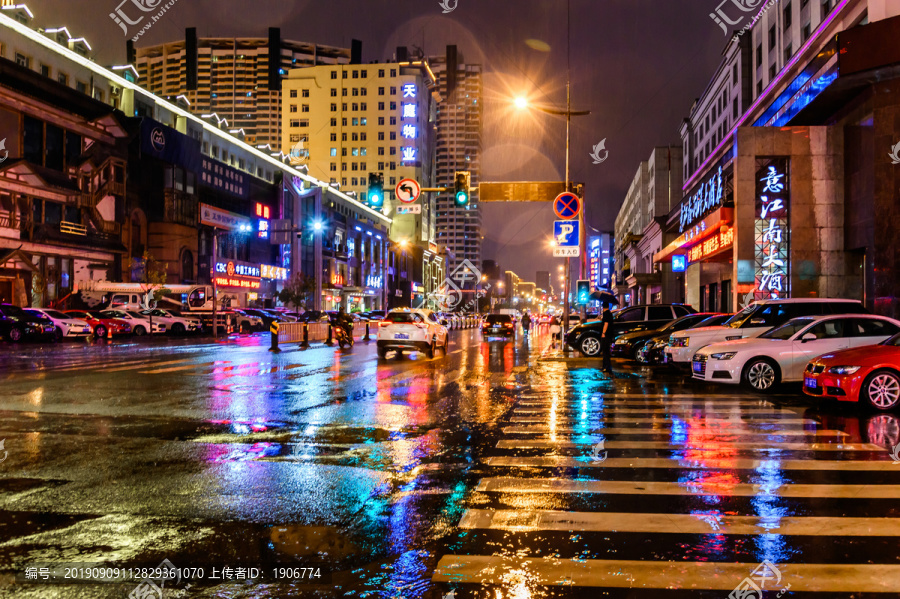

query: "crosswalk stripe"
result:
(105, 358), (200, 372)
(500, 426), (848, 437)
(459, 508), (900, 536)
(475, 477), (900, 498)
(432, 555), (900, 592)
(483, 456), (897, 470)
(496, 439), (881, 451)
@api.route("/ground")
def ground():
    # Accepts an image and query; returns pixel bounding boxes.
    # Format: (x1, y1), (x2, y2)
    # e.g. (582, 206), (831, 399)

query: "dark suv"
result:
(566, 304), (696, 357)
(0, 304), (56, 342)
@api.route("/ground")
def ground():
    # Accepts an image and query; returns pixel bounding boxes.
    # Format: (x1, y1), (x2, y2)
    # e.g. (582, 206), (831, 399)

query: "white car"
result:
(99, 310), (166, 336)
(24, 308), (92, 339)
(140, 309), (201, 334)
(691, 314), (900, 392)
(665, 298), (867, 364)
(377, 309), (449, 359)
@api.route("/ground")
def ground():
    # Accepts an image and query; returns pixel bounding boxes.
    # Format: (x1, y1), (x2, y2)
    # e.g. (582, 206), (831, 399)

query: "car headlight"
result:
(614, 338), (630, 345)
(711, 352), (737, 360)
(828, 366), (861, 375)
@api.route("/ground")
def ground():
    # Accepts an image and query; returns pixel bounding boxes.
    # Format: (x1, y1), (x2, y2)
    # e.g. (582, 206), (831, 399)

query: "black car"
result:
(0, 304), (57, 342)
(482, 314), (515, 336)
(637, 314), (733, 364)
(565, 304), (696, 357)
(612, 312), (724, 360)
(242, 308), (279, 329)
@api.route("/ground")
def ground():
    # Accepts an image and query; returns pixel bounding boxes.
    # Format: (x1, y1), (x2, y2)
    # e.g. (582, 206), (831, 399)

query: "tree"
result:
(276, 273), (316, 311)
(139, 250), (169, 333)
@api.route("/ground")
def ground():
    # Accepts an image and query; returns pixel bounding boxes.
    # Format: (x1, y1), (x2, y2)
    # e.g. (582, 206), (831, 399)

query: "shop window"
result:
(44, 202), (62, 225)
(181, 249), (194, 282)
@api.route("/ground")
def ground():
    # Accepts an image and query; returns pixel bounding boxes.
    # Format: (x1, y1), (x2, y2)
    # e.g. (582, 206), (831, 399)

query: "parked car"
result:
(691, 314), (900, 392)
(376, 309), (448, 359)
(804, 328), (900, 410)
(24, 308), (93, 340)
(638, 314), (732, 364)
(139, 309), (202, 334)
(614, 312), (724, 360)
(229, 309), (264, 332)
(241, 309), (280, 329)
(64, 310), (133, 338)
(566, 304), (697, 357)
(0, 304), (56, 342)
(100, 310), (165, 335)
(482, 314), (516, 337)
(666, 298), (868, 365)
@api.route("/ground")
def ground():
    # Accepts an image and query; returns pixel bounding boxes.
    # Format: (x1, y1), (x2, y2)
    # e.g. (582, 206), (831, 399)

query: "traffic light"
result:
(367, 172), (384, 209)
(576, 280), (590, 305)
(454, 171), (470, 206)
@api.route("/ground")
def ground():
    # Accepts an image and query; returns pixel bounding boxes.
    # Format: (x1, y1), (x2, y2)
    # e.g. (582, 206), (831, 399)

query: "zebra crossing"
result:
(432, 385), (900, 596)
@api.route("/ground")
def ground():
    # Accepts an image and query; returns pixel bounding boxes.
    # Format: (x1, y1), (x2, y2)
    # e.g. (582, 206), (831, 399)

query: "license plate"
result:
(805, 377), (817, 388)
(394, 333), (410, 340)
(692, 362), (702, 373)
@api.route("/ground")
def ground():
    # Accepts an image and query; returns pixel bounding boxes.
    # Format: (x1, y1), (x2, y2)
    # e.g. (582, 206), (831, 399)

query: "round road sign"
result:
(396, 178), (421, 204)
(553, 192), (581, 220)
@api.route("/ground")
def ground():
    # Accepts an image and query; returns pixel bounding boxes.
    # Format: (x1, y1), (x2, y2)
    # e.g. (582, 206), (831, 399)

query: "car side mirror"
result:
(801, 333), (817, 342)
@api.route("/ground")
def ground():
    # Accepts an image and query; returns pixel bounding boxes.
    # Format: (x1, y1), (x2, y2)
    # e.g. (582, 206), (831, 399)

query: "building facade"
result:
(134, 29), (350, 150)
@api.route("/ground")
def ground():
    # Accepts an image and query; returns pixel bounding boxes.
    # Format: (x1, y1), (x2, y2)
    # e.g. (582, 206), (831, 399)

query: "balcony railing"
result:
(60, 221), (87, 236)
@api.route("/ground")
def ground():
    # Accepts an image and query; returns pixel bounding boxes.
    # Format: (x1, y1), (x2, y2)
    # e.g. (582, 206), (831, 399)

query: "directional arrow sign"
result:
(396, 178), (421, 203)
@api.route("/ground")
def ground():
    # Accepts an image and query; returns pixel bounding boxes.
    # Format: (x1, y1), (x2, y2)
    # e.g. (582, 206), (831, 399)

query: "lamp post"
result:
(211, 223), (253, 339)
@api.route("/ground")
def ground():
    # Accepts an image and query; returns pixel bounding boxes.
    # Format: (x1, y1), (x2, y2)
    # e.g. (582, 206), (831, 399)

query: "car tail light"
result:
(505, 323), (513, 328)
(379, 321), (391, 327)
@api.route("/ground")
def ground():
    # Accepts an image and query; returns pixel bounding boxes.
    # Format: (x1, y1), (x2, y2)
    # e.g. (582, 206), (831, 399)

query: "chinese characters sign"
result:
(200, 203), (251, 231)
(680, 166), (724, 233)
(754, 159), (790, 300)
(401, 84), (417, 163)
(214, 260), (261, 289)
(688, 226), (733, 263)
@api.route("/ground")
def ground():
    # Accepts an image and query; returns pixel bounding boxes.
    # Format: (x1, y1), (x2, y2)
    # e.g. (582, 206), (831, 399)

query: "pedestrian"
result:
(521, 311), (532, 335)
(549, 315), (562, 349)
(600, 304), (614, 373)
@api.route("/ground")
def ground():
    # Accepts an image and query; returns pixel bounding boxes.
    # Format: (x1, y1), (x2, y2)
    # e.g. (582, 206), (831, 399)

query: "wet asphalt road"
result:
(0, 326), (899, 598)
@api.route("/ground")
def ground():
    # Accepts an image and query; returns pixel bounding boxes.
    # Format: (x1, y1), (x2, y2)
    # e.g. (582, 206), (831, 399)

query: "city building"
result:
(430, 46), (483, 285)
(535, 271), (551, 294)
(134, 29), (350, 149)
(0, 6), (391, 312)
(655, 0), (900, 317)
(503, 270), (521, 303)
(613, 147), (683, 306)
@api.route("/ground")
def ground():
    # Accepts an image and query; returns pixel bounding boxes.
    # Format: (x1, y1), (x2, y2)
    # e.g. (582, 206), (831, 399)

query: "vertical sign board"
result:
(754, 158), (790, 301)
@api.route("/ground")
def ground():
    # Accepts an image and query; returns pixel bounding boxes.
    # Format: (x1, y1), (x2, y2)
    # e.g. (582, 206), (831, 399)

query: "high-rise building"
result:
(281, 59), (437, 249)
(134, 29), (351, 149)
(430, 46), (482, 282)
(536, 271), (551, 293)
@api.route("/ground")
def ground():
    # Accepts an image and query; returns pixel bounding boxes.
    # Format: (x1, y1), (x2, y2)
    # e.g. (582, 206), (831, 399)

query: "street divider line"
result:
(474, 476), (899, 498)
(513, 407), (797, 414)
(500, 426), (848, 437)
(496, 439), (881, 451)
(482, 456), (897, 470)
(105, 358), (204, 372)
(431, 555), (900, 592)
(459, 508), (900, 536)
(507, 416), (816, 425)
(137, 362), (219, 374)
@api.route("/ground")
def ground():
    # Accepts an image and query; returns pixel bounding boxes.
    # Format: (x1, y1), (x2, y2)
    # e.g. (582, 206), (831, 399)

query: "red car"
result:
(804, 332), (900, 410)
(64, 310), (133, 338)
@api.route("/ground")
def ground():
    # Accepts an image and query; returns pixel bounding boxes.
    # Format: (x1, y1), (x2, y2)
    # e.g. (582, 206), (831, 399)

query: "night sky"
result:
(31, 0), (728, 284)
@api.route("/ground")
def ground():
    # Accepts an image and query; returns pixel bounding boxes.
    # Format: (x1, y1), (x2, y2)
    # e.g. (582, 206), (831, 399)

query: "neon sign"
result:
(754, 160), (790, 299)
(679, 166), (723, 233)
(260, 264), (287, 280)
(688, 227), (733, 263)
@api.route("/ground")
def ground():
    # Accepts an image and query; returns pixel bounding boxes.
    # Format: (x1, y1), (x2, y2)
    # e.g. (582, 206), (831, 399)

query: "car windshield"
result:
(43, 309), (68, 319)
(759, 317), (815, 340)
(884, 333), (900, 346)
(127, 311), (146, 319)
(2, 305), (28, 317)
(385, 312), (423, 323)
(694, 315), (727, 328)
(485, 315), (513, 324)
(101, 311), (126, 319)
(724, 304), (757, 328)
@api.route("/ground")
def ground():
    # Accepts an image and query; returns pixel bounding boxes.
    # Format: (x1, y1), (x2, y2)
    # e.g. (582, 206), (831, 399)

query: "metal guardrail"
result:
(269, 321), (373, 352)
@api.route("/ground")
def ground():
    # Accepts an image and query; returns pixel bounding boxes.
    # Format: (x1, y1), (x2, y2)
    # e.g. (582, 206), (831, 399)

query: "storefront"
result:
(213, 259), (261, 307)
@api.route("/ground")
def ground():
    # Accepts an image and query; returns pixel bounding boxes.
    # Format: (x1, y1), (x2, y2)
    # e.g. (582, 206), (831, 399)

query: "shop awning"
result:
(0, 247), (38, 272)
(654, 207), (733, 264)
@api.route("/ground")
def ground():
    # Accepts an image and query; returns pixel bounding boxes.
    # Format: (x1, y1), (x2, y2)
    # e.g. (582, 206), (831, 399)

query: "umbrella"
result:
(588, 289), (618, 306)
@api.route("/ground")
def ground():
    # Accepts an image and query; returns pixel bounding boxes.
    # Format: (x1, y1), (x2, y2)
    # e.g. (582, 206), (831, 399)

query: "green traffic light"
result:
(455, 190), (468, 205)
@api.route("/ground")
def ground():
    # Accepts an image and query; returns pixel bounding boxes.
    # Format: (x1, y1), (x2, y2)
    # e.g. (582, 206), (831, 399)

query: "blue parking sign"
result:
(553, 220), (580, 257)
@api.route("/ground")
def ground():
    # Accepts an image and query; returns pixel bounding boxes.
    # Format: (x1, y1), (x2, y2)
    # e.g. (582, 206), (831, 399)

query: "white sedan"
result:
(25, 308), (92, 339)
(692, 314), (900, 392)
(377, 309), (449, 359)
(140, 309), (201, 334)
(99, 310), (166, 336)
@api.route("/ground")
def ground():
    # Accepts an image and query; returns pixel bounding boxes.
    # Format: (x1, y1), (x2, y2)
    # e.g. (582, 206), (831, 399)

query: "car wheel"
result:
(8, 327), (23, 343)
(579, 335), (602, 357)
(55, 327), (64, 341)
(338, 338), (345, 349)
(425, 338), (435, 359)
(865, 413), (900, 447)
(443, 335), (449, 351)
(240, 322), (250, 334)
(171, 323), (185, 335)
(94, 325), (107, 339)
(632, 342), (645, 361)
(742, 358), (780, 392)
(862, 369), (900, 411)
(133, 325), (147, 336)
(378, 347), (388, 359)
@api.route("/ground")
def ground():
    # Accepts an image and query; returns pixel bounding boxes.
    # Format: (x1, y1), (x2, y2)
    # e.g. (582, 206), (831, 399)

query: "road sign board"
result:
(396, 178), (421, 203)
(553, 220), (581, 257)
(478, 181), (584, 202)
(553, 192), (581, 220)
(396, 205), (422, 215)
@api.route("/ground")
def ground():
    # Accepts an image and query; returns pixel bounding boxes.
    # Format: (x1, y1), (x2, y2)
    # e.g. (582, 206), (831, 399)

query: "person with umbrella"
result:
(600, 304), (614, 373)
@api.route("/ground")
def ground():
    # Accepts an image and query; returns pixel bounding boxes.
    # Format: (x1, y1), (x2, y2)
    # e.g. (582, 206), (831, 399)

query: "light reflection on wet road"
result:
(0, 327), (899, 597)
